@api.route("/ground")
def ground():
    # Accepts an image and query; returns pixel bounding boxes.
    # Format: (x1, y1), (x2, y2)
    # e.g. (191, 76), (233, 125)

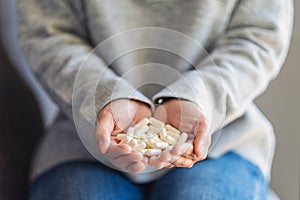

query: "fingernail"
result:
(98, 140), (104, 154)
(199, 145), (207, 158)
(99, 139), (109, 154)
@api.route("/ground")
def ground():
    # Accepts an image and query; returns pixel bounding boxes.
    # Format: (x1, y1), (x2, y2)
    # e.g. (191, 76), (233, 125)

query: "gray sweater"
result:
(17, 0), (293, 183)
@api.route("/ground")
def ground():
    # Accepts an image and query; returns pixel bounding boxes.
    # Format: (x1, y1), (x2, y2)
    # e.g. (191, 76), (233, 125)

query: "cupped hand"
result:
(149, 99), (211, 169)
(94, 99), (151, 173)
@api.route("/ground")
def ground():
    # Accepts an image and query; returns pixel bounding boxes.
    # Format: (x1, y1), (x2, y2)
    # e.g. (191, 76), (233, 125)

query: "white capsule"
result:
(133, 118), (150, 130)
(145, 138), (157, 149)
(151, 135), (161, 142)
(140, 149), (147, 154)
(135, 139), (144, 146)
(146, 131), (158, 138)
(165, 145), (174, 151)
(159, 127), (167, 138)
(119, 135), (133, 144)
(133, 142), (146, 151)
(158, 128), (167, 143)
(128, 138), (138, 146)
(149, 125), (161, 134)
(153, 141), (169, 149)
(166, 131), (180, 140)
(134, 132), (148, 139)
(178, 132), (188, 144)
(116, 134), (127, 140)
(135, 125), (149, 135)
(141, 141), (147, 148)
(143, 149), (162, 156)
(162, 127), (167, 135)
(165, 124), (180, 134)
(149, 117), (164, 129)
(162, 135), (177, 145)
(127, 127), (135, 136)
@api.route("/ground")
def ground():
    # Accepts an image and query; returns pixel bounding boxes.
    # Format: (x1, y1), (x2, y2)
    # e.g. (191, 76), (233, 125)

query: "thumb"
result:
(95, 111), (114, 154)
(194, 129), (210, 159)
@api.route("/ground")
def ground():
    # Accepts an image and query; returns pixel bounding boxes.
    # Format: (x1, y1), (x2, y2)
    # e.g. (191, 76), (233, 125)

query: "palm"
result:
(95, 99), (151, 173)
(150, 99), (210, 168)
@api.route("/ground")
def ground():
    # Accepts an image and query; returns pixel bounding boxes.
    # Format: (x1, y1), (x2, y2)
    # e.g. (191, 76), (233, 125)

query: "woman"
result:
(17, 0), (293, 199)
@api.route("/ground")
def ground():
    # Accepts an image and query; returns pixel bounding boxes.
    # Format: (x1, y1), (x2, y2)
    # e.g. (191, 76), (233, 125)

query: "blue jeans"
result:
(30, 152), (267, 200)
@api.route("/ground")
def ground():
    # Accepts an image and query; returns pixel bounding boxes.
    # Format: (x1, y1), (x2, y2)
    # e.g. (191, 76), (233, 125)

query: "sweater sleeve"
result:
(17, 0), (152, 124)
(153, 0), (293, 134)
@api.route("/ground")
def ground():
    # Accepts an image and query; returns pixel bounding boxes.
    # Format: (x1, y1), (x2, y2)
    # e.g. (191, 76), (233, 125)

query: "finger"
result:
(194, 131), (211, 159)
(148, 156), (162, 169)
(126, 162), (146, 173)
(95, 111), (114, 154)
(165, 164), (175, 168)
(106, 142), (132, 158)
(157, 150), (172, 163)
(182, 144), (194, 158)
(149, 151), (172, 169)
(172, 156), (194, 168)
(150, 144), (192, 169)
(192, 115), (210, 157)
(112, 129), (123, 136)
(142, 156), (149, 166)
(113, 152), (144, 170)
(171, 142), (193, 156)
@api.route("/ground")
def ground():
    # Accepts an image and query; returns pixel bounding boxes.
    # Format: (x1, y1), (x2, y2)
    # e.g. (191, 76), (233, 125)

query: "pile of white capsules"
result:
(116, 118), (188, 156)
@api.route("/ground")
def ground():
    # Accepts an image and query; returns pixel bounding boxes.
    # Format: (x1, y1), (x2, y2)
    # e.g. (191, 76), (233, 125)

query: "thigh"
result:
(149, 152), (267, 200)
(30, 161), (144, 200)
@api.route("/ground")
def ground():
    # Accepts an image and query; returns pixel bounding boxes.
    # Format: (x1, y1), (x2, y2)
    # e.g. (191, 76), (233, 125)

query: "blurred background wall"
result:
(256, 1), (300, 199)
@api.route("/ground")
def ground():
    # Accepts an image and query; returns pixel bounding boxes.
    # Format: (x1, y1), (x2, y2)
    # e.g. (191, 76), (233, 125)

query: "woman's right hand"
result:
(94, 99), (152, 173)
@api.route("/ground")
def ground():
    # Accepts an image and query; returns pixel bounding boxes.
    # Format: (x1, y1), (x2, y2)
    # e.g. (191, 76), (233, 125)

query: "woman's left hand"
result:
(149, 99), (211, 169)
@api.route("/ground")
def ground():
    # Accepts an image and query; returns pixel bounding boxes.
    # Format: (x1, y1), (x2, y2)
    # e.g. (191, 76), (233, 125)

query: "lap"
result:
(149, 152), (267, 200)
(30, 161), (144, 200)
(30, 152), (267, 200)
